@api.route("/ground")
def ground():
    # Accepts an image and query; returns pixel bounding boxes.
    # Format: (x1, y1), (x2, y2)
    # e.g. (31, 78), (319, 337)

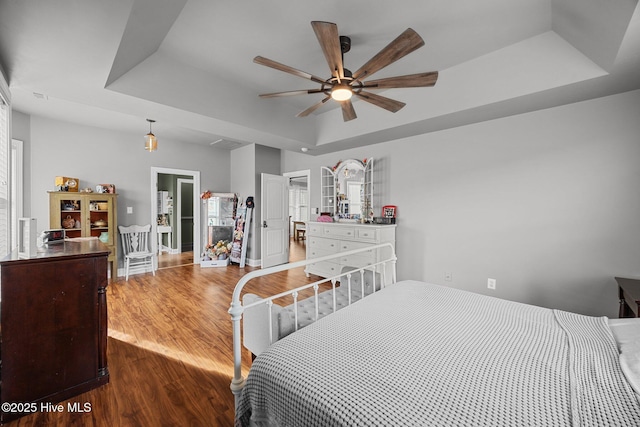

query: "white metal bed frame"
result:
(229, 243), (397, 407)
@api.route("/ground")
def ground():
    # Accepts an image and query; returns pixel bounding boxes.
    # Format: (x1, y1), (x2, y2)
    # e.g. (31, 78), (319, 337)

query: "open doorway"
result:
(176, 178), (194, 252)
(150, 167), (201, 269)
(283, 170), (310, 263)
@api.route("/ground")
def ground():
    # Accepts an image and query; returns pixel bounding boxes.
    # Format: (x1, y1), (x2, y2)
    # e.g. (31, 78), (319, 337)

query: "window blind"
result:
(0, 95), (9, 257)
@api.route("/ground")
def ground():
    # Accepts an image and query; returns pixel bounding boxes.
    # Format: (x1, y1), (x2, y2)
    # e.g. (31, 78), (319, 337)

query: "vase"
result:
(99, 232), (109, 243)
(218, 254), (227, 260)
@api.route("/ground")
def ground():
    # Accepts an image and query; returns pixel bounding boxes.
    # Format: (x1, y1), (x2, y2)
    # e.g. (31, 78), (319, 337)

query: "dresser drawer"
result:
(307, 248), (331, 259)
(307, 223), (324, 236)
(307, 260), (341, 277)
(308, 236), (340, 253)
(339, 246), (377, 264)
(339, 240), (372, 253)
(339, 255), (376, 268)
(356, 227), (378, 241)
(323, 226), (355, 239)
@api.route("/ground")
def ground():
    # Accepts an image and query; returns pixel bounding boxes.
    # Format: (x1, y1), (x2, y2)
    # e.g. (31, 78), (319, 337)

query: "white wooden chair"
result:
(119, 224), (156, 280)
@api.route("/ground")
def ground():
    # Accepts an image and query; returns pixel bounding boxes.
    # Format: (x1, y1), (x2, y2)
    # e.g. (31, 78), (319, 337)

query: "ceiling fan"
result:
(254, 21), (438, 122)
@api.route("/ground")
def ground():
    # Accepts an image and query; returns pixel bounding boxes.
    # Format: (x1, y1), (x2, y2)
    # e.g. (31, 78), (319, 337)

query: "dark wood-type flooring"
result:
(6, 239), (310, 427)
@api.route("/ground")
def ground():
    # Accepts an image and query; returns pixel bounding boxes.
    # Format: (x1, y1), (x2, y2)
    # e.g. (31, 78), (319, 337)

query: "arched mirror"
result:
(320, 158), (374, 222)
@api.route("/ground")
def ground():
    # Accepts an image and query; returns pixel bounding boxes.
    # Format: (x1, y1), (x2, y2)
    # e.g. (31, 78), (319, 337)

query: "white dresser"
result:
(305, 222), (396, 279)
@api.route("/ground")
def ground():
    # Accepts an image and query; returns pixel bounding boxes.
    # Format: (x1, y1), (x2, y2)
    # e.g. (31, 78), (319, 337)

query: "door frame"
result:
(150, 167), (200, 258)
(283, 169), (310, 224)
(283, 169), (310, 259)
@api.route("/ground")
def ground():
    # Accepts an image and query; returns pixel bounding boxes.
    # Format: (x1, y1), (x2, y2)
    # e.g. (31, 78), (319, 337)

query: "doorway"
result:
(177, 178), (194, 252)
(150, 167), (200, 269)
(283, 170), (310, 262)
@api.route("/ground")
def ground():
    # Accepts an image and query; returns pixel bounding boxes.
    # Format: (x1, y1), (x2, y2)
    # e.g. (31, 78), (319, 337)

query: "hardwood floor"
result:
(157, 251), (195, 269)
(7, 239), (310, 427)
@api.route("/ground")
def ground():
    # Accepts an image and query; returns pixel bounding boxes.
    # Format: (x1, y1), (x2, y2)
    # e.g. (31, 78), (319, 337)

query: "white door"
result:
(261, 173), (289, 268)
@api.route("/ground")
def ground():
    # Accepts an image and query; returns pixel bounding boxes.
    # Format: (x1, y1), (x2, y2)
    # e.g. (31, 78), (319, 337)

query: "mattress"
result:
(236, 281), (640, 426)
(609, 318), (640, 396)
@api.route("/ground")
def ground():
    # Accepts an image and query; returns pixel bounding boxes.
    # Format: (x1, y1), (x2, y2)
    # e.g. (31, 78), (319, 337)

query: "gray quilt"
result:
(235, 281), (640, 426)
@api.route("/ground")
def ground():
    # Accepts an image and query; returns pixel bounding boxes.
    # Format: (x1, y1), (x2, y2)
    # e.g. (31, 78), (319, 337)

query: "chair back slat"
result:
(119, 224), (151, 255)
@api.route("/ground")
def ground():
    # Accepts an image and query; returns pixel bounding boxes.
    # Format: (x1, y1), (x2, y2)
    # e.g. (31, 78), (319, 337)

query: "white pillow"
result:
(608, 318), (640, 395)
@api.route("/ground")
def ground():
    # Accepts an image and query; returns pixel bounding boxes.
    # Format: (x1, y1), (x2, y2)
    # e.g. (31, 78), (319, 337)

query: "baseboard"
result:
(244, 258), (260, 267)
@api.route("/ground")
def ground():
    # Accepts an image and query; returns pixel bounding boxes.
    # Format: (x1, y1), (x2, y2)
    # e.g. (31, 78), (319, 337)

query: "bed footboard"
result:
(229, 243), (397, 408)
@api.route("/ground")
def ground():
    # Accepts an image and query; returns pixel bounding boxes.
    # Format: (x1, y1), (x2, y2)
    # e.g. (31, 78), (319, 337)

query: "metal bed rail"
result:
(229, 242), (397, 408)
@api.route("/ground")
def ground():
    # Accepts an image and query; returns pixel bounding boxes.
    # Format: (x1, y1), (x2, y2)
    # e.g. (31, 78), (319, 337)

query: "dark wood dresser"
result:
(0, 239), (110, 423)
(615, 277), (640, 318)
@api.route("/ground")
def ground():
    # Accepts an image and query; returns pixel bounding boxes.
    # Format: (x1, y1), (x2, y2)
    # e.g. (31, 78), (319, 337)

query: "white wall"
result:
(254, 144), (282, 262)
(229, 143), (282, 264)
(282, 89), (640, 317)
(26, 116), (230, 264)
(231, 144), (257, 262)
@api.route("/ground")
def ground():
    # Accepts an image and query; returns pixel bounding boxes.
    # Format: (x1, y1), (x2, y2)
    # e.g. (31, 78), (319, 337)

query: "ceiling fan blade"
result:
(362, 71), (438, 89)
(254, 56), (326, 85)
(341, 100), (357, 122)
(352, 28), (425, 81)
(297, 96), (331, 117)
(354, 91), (405, 113)
(259, 89), (325, 98)
(311, 21), (344, 80)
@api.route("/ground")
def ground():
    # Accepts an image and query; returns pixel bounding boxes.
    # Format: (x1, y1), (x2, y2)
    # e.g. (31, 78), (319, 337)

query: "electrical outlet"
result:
(127, 206), (133, 214)
(487, 278), (496, 290)
(445, 272), (452, 282)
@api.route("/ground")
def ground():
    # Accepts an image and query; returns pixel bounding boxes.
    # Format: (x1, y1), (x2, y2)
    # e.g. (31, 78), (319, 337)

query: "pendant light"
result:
(144, 119), (158, 152)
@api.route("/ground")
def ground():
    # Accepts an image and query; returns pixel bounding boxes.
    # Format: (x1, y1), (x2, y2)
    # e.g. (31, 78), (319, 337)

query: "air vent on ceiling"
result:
(210, 139), (243, 150)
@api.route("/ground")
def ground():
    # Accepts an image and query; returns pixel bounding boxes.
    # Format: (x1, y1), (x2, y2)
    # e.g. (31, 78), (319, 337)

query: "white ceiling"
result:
(1, 0), (639, 155)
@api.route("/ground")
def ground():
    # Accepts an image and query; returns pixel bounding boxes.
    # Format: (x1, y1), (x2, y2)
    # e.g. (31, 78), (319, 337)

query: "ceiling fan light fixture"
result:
(331, 84), (352, 101)
(144, 119), (157, 152)
(255, 22), (437, 122)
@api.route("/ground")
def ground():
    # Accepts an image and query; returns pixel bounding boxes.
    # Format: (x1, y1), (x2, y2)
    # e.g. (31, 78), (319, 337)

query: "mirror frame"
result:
(320, 158), (374, 222)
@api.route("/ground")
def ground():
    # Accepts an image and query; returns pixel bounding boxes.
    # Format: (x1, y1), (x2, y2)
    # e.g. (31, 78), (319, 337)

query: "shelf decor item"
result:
(201, 239), (232, 267)
(93, 219), (107, 227)
(62, 215), (75, 229)
(99, 184), (116, 194)
(382, 205), (397, 218)
(54, 176), (79, 192)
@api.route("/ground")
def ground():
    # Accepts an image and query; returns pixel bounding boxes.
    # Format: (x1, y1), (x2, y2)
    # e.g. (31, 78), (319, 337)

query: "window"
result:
(0, 83), (10, 258)
(284, 171), (310, 233)
(288, 185), (308, 222)
(11, 139), (24, 248)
